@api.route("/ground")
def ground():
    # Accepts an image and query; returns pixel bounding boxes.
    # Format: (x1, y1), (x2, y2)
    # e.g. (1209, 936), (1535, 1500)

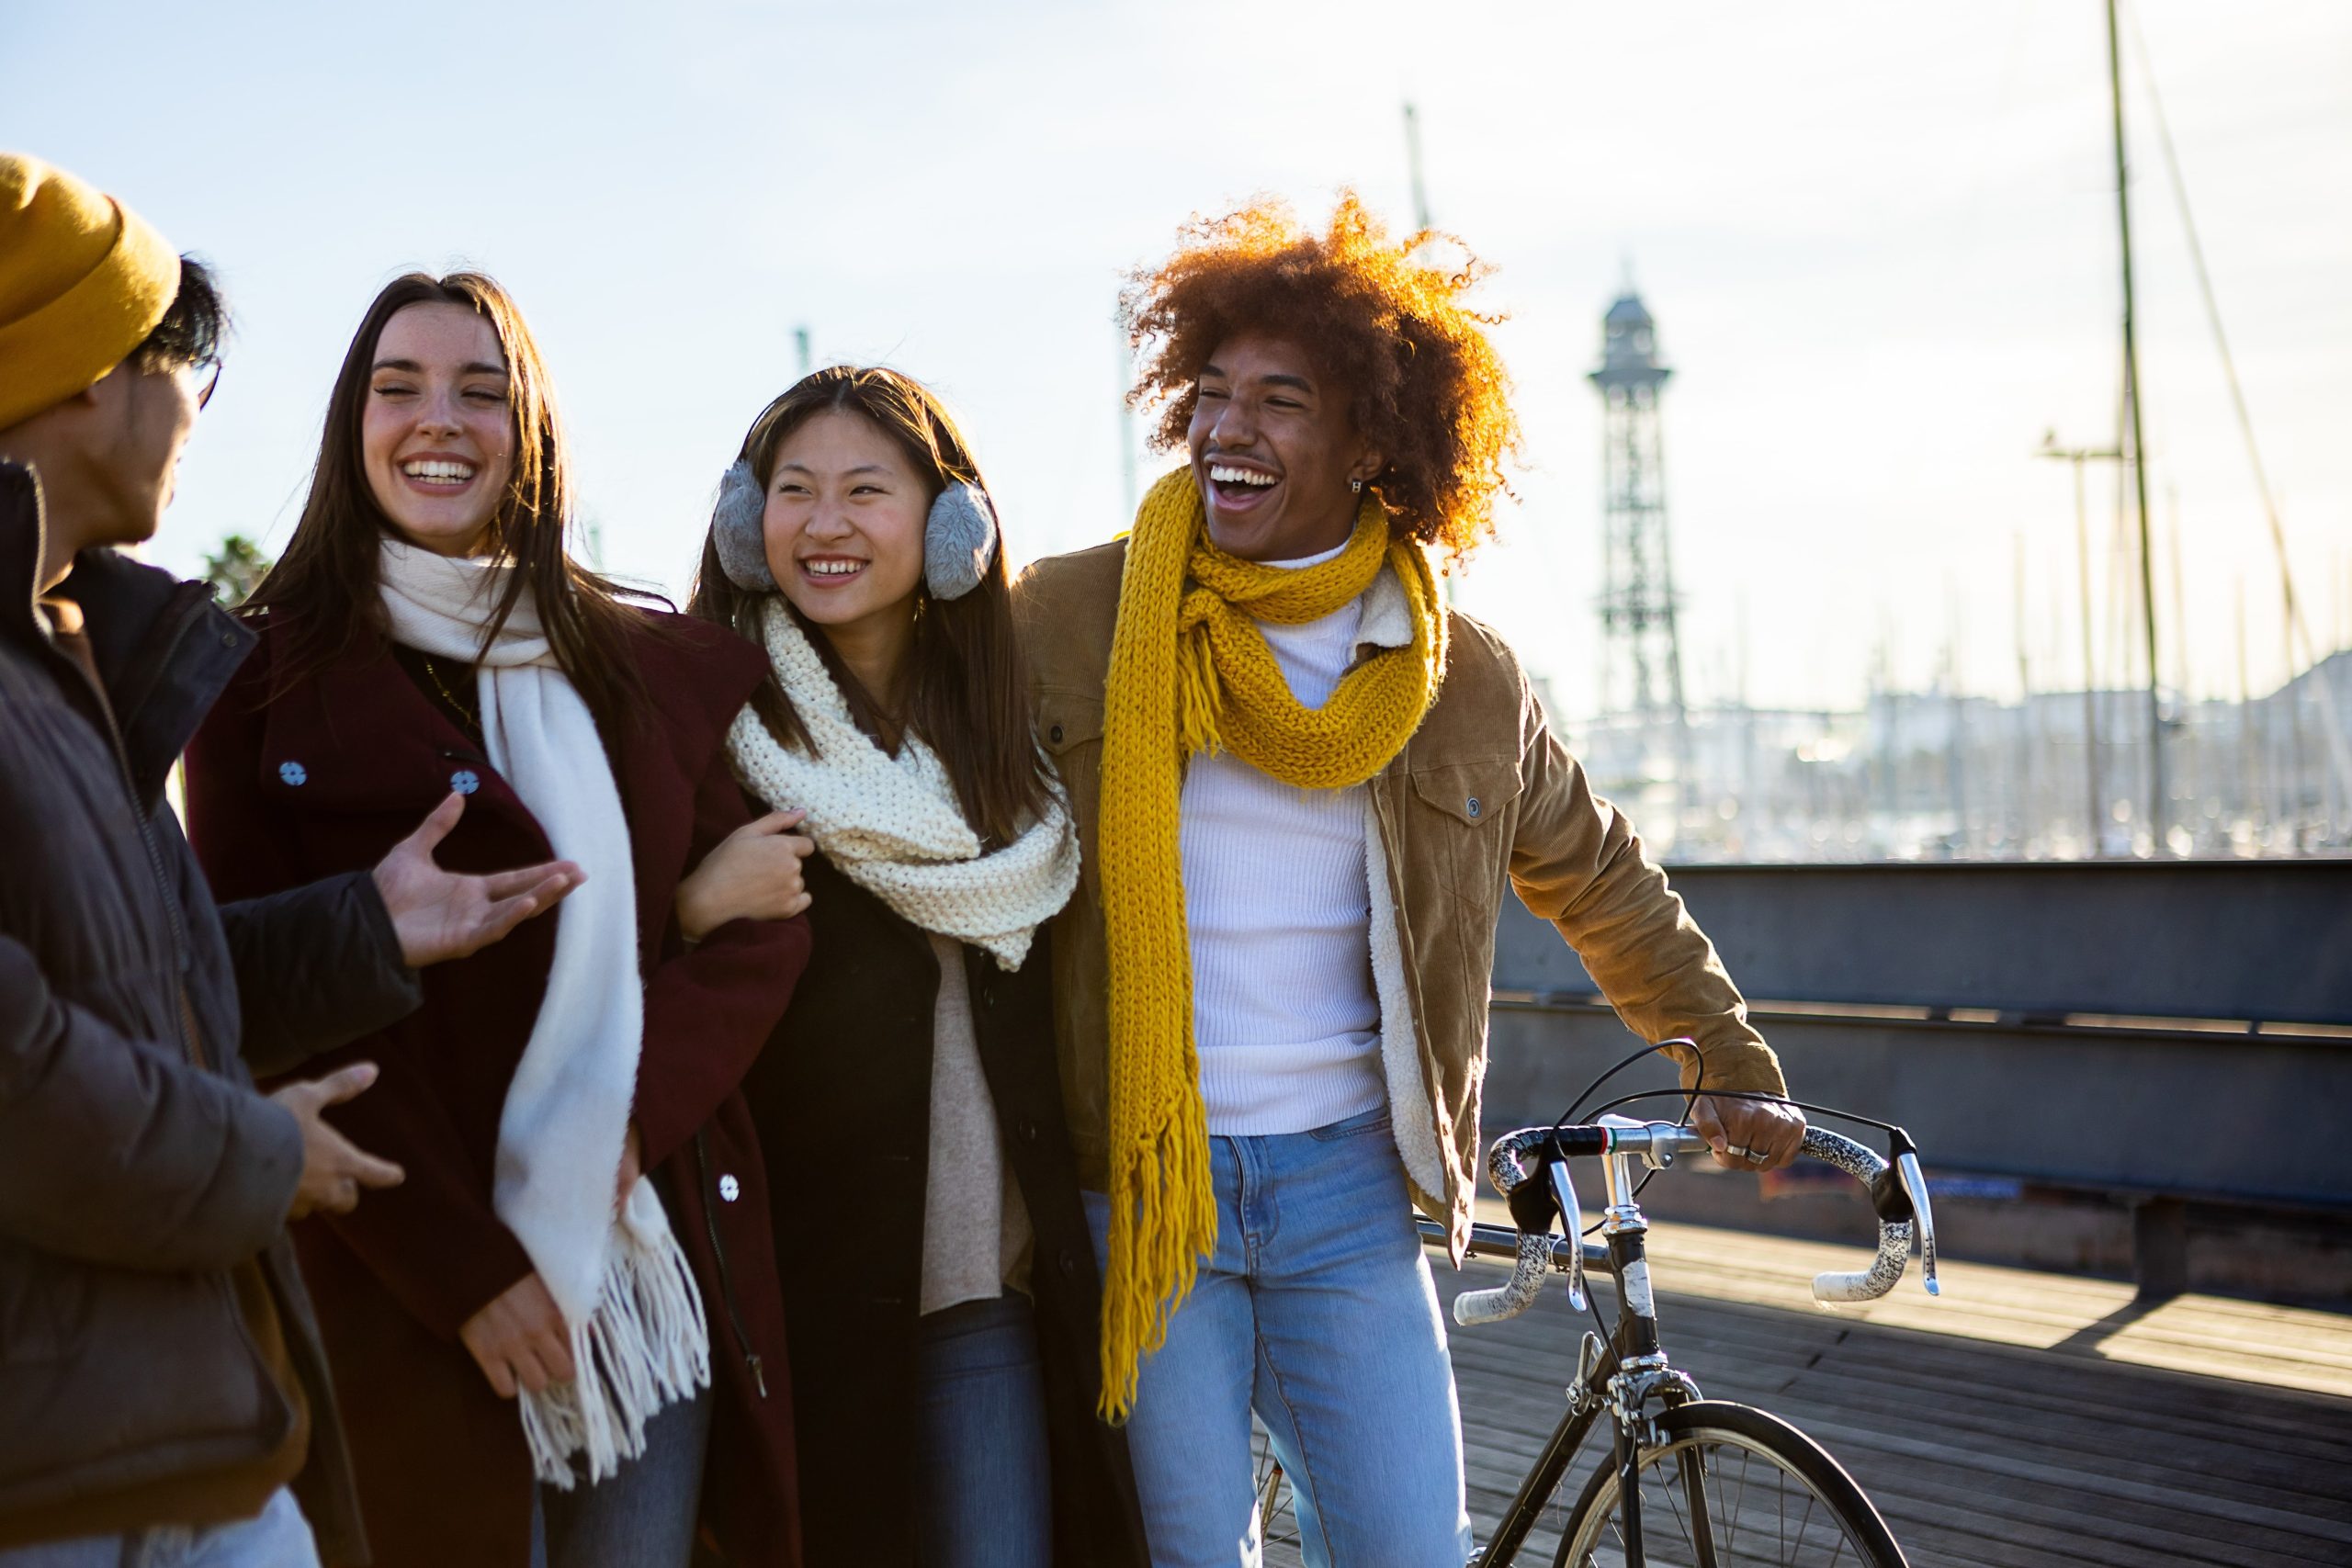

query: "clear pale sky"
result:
(11, 0), (2348, 715)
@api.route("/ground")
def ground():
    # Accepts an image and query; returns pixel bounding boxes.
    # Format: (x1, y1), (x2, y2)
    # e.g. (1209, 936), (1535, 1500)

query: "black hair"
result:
(128, 255), (229, 375)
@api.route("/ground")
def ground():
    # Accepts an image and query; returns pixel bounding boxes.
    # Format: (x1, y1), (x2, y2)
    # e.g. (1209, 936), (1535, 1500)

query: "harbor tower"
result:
(1590, 290), (1690, 789)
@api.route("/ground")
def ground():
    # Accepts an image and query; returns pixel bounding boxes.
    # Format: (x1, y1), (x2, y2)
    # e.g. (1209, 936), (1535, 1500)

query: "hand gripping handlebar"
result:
(1451, 1119), (1939, 1326)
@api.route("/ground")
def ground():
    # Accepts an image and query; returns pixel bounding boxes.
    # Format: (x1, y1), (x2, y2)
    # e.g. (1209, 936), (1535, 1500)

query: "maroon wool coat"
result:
(184, 611), (808, 1568)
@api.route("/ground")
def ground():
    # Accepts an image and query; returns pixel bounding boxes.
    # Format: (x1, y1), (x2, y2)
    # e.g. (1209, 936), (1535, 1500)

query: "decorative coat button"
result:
(449, 769), (481, 795)
(718, 1174), (741, 1202)
(277, 761), (308, 787)
(1048, 724), (1064, 743)
(1466, 795), (1482, 818)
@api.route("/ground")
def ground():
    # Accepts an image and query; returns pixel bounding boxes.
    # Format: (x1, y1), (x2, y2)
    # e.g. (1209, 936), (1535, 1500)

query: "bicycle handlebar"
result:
(1451, 1116), (1939, 1327)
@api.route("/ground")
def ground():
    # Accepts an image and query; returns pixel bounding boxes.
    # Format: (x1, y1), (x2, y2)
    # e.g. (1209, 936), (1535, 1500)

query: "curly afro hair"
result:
(1122, 191), (1521, 560)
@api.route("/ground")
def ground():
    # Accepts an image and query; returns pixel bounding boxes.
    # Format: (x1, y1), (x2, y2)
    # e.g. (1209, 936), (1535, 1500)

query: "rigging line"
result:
(2120, 0), (2352, 812)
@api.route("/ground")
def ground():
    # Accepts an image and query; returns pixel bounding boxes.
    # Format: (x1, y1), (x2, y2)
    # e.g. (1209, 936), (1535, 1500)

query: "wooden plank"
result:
(1260, 1222), (2352, 1566)
(1474, 1202), (2352, 1400)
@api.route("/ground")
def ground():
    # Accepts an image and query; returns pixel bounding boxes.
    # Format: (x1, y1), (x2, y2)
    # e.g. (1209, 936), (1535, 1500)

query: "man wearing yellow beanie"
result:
(0, 152), (217, 583)
(0, 154), (586, 1568)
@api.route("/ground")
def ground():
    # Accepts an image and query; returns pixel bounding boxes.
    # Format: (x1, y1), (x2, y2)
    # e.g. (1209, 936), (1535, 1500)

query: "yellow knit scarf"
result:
(1095, 467), (1448, 1418)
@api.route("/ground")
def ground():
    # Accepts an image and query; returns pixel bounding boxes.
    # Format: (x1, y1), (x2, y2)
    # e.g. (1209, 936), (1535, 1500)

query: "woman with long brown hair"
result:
(678, 367), (1144, 1566)
(184, 272), (810, 1567)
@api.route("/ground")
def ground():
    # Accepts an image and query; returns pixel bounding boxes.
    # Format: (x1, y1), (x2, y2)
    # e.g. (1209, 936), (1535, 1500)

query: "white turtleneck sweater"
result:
(1181, 541), (1387, 1135)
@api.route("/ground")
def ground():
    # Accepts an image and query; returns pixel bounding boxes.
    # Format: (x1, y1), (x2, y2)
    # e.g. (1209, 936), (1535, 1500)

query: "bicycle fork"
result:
(1596, 1148), (1708, 1568)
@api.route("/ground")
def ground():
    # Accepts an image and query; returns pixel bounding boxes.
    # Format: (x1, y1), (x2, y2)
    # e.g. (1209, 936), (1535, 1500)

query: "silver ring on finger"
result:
(1726, 1144), (1758, 1163)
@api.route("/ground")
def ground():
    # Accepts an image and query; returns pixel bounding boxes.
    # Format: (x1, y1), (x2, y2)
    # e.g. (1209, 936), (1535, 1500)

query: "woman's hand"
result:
(675, 808), (816, 942)
(459, 1272), (575, 1398)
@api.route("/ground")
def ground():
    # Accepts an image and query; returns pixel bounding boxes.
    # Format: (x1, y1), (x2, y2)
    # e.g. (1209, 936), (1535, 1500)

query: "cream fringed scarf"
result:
(1093, 468), (1447, 1419)
(726, 597), (1080, 970)
(378, 540), (708, 1488)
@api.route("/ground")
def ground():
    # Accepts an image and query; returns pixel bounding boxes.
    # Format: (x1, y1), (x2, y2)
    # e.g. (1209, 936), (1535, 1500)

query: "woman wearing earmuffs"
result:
(678, 367), (1146, 1567)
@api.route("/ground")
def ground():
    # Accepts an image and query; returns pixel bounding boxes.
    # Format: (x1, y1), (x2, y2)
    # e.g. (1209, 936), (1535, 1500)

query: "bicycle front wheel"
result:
(1556, 1401), (1905, 1568)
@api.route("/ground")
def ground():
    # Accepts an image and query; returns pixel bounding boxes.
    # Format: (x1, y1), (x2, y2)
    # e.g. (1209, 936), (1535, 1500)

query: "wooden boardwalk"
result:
(1256, 1214), (2352, 1566)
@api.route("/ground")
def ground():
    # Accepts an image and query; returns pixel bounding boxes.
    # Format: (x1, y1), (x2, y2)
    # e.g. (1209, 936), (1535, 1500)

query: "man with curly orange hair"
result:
(1014, 195), (1803, 1566)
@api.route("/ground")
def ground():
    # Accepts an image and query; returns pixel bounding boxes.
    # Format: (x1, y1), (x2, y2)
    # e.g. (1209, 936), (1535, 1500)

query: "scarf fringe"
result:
(520, 1202), (712, 1490)
(1096, 1100), (1216, 1422)
(1175, 635), (1226, 761)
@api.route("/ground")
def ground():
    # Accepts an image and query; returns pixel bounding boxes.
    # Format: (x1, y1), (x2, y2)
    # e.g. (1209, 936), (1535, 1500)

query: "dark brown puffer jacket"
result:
(0, 459), (418, 1560)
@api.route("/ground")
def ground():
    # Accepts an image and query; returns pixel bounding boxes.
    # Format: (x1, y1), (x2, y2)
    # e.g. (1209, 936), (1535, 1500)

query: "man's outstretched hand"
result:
(372, 792), (584, 968)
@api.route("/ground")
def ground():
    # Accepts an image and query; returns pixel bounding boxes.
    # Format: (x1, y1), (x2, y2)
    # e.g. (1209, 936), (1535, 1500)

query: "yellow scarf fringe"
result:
(1095, 467), (1447, 1419)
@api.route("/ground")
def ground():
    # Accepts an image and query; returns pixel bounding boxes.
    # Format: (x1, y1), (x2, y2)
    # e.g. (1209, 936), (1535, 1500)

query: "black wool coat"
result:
(742, 849), (1146, 1568)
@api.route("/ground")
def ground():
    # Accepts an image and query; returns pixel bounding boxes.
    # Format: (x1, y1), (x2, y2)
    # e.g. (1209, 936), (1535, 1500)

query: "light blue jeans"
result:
(916, 1292), (1053, 1567)
(529, 1383), (713, 1568)
(1084, 1106), (1473, 1568)
(0, 1487), (318, 1568)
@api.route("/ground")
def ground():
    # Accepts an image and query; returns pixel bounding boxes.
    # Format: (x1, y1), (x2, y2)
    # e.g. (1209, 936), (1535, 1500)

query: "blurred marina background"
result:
(11, 0), (2349, 861)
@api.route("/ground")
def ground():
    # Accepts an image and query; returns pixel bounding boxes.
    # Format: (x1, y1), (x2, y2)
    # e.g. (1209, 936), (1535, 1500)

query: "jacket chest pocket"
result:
(1407, 758), (1522, 907)
(1035, 692), (1105, 889)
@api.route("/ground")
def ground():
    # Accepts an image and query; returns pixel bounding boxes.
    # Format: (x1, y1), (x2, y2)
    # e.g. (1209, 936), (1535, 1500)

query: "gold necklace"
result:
(420, 654), (479, 726)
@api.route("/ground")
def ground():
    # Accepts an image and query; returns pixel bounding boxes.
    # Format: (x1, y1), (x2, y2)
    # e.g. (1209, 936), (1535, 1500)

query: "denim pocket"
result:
(1307, 1107), (1395, 1143)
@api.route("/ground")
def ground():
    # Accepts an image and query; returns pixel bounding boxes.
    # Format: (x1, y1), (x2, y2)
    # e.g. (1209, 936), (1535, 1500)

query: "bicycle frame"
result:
(1433, 1144), (1708, 1566)
(1411, 1111), (1930, 1565)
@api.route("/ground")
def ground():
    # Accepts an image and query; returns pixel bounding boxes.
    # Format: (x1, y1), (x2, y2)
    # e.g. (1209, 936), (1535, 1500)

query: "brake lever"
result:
(1547, 1154), (1587, 1312)
(1890, 1128), (1939, 1296)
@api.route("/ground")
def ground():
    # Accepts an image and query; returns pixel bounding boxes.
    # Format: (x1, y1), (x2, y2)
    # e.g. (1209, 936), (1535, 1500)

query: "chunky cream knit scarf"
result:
(726, 597), (1079, 970)
(379, 540), (709, 1488)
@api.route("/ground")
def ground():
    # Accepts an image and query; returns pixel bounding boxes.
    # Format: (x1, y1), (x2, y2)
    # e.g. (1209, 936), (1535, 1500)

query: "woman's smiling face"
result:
(763, 408), (929, 632)
(361, 302), (514, 556)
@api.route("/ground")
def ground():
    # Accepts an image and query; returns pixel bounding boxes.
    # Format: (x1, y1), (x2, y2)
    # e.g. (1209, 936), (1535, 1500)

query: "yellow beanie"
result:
(0, 152), (180, 431)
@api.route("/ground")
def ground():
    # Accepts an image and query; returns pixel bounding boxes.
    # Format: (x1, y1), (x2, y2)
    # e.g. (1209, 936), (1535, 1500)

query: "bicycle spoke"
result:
(1726, 1449), (1751, 1562)
(1660, 1455), (1696, 1552)
(1566, 1427), (1893, 1568)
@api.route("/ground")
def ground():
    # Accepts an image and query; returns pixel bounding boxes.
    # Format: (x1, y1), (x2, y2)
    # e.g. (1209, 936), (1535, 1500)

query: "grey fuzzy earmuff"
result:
(707, 460), (1000, 600)
(711, 460), (774, 591)
(923, 480), (998, 601)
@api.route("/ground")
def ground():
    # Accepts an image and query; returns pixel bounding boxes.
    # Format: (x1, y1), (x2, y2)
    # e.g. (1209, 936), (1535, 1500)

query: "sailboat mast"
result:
(1403, 103), (1433, 233)
(2108, 0), (2165, 846)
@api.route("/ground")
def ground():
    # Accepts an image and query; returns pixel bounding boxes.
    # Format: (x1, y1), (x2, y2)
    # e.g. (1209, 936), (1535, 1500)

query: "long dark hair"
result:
(242, 272), (656, 738)
(687, 367), (1053, 847)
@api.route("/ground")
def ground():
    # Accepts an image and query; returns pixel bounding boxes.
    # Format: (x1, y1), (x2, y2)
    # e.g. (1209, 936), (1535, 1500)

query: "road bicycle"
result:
(1252, 1107), (1941, 1567)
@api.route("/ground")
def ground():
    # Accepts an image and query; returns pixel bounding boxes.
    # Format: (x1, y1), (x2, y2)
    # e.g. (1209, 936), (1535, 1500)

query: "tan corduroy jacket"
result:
(1013, 538), (1785, 1256)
